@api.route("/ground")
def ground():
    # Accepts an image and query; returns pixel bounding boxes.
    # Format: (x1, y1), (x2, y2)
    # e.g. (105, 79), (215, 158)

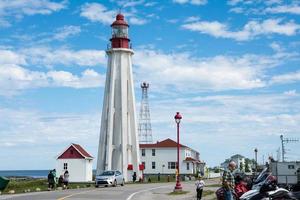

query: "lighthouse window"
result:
(142, 149), (145, 156)
(112, 26), (128, 38)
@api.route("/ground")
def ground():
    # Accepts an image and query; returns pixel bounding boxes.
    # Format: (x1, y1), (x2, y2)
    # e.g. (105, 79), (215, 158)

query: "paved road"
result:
(0, 179), (220, 200)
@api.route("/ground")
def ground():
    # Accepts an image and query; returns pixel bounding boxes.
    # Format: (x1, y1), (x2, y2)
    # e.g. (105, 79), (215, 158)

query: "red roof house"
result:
(56, 144), (93, 182)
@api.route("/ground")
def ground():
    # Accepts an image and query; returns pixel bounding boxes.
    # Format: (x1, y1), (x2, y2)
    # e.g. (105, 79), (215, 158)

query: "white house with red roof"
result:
(139, 138), (205, 175)
(56, 143), (93, 182)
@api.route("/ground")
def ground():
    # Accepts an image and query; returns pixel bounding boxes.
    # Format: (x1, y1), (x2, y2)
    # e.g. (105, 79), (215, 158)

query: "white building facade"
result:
(56, 143), (93, 182)
(221, 154), (245, 171)
(270, 161), (300, 185)
(139, 138), (205, 175)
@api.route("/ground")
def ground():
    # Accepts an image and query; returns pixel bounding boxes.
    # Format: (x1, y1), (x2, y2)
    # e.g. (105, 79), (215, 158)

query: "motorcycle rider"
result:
(222, 161), (236, 200)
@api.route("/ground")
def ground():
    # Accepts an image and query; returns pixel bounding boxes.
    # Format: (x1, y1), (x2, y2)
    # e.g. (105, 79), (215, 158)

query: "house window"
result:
(142, 162), (146, 169)
(152, 162), (156, 169)
(152, 149), (155, 156)
(288, 165), (295, 169)
(63, 163), (68, 170)
(187, 162), (190, 170)
(168, 162), (176, 169)
(142, 149), (145, 156)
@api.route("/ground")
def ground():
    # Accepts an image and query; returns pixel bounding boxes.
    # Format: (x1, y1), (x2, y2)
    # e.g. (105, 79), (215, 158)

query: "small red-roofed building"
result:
(56, 143), (93, 182)
(139, 138), (205, 176)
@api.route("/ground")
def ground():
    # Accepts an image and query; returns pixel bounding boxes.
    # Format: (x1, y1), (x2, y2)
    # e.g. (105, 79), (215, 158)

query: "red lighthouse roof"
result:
(111, 13), (129, 27)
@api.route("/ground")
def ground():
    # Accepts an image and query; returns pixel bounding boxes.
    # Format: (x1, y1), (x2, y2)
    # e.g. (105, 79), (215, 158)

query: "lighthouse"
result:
(96, 13), (141, 181)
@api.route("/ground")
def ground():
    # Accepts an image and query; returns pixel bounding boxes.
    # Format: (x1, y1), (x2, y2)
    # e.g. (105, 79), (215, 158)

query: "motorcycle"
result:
(240, 172), (300, 200)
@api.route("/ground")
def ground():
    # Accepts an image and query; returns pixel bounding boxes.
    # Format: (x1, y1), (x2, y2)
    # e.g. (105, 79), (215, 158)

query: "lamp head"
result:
(174, 112), (182, 124)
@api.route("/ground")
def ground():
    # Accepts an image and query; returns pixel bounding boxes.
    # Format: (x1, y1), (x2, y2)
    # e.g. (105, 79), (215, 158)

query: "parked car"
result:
(95, 170), (125, 187)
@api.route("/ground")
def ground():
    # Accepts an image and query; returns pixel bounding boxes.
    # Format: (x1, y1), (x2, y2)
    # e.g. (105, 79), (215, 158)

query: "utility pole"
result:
(280, 134), (299, 162)
(276, 148), (281, 161)
(254, 148), (258, 172)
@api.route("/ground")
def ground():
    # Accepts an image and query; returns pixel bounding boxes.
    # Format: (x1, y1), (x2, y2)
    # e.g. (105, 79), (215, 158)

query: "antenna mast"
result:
(280, 134), (299, 162)
(138, 82), (153, 144)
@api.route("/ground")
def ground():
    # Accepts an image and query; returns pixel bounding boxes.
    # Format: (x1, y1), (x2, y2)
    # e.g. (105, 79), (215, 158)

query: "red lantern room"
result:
(110, 13), (130, 49)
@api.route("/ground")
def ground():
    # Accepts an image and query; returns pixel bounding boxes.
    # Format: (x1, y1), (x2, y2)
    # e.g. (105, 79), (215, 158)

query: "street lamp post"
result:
(254, 148), (258, 173)
(174, 112), (183, 191)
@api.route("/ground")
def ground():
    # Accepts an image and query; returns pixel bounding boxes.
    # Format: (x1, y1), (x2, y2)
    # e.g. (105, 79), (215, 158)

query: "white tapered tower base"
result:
(97, 48), (141, 181)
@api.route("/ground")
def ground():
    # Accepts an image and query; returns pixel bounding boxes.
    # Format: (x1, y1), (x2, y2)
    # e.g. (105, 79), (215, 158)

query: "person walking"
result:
(222, 161), (236, 200)
(51, 169), (57, 189)
(195, 177), (205, 200)
(47, 170), (55, 190)
(63, 170), (70, 189)
(132, 172), (137, 182)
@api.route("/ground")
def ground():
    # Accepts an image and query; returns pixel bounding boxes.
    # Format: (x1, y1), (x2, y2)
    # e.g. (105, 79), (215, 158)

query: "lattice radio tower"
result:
(280, 134), (299, 162)
(138, 82), (153, 144)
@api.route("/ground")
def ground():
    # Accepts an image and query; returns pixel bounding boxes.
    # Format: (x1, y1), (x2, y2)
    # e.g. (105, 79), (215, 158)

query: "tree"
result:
(240, 162), (244, 172)
(245, 159), (250, 172)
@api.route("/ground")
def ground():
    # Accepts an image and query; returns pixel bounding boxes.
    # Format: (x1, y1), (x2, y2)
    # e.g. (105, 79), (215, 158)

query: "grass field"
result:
(2, 179), (93, 194)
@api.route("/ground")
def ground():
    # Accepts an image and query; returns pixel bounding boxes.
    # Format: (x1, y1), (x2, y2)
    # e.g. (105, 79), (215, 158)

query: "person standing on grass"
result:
(48, 170), (55, 190)
(195, 177), (205, 200)
(63, 170), (69, 189)
(222, 161), (236, 200)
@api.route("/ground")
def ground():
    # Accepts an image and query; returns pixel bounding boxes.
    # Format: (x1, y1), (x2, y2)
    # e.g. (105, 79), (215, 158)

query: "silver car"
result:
(95, 170), (125, 187)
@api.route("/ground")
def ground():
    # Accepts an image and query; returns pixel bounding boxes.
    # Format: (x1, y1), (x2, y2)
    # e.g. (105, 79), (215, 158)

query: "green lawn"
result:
(2, 179), (93, 194)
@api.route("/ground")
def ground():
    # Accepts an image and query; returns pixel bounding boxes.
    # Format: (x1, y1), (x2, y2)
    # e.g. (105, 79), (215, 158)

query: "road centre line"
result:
(126, 185), (171, 200)
(57, 188), (98, 200)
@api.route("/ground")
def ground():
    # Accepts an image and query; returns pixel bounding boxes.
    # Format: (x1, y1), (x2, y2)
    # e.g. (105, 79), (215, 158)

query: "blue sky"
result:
(0, 0), (300, 170)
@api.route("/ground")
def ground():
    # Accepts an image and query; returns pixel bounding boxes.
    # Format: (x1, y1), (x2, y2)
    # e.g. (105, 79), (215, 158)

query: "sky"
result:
(0, 0), (300, 170)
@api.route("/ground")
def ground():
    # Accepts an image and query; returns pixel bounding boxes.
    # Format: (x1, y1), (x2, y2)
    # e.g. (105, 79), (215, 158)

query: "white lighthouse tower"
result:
(97, 13), (142, 181)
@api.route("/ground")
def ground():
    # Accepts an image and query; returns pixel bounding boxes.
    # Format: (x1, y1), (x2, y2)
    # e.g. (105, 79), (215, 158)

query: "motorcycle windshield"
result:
(254, 168), (269, 184)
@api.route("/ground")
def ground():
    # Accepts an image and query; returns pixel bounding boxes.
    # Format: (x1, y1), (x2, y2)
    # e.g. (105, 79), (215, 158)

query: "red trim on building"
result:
(184, 157), (204, 164)
(72, 144), (93, 158)
(139, 138), (187, 148)
(127, 164), (133, 170)
(139, 164), (145, 171)
(57, 144), (93, 159)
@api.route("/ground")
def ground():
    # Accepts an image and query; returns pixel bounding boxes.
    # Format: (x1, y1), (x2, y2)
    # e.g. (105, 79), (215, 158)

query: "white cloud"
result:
(80, 3), (115, 25)
(270, 71), (300, 84)
(182, 19), (300, 41)
(184, 16), (201, 23)
(53, 25), (81, 41)
(115, 0), (145, 8)
(228, 0), (300, 15)
(21, 47), (106, 67)
(0, 108), (100, 169)
(146, 91), (300, 164)
(133, 49), (290, 91)
(129, 17), (147, 25)
(266, 5), (300, 15)
(0, 0), (67, 26)
(0, 64), (105, 96)
(0, 49), (26, 65)
(80, 3), (148, 25)
(173, 0), (207, 5)
(0, 48), (106, 96)
(270, 42), (284, 52)
(47, 69), (105, 88)
(284, 90), (297, 96)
